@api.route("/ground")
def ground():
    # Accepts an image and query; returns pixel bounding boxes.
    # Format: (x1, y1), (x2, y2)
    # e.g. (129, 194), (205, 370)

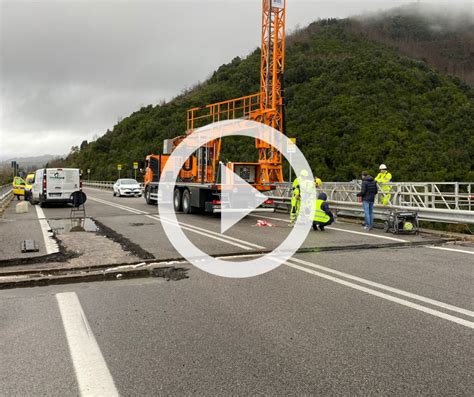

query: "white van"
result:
(30, 168), (82, 207)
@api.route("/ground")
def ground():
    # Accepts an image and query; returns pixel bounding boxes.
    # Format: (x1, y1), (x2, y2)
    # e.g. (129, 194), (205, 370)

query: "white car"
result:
(113, 179), (142, 197)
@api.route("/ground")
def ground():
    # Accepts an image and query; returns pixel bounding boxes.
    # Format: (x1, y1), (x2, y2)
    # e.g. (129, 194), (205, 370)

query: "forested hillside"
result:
(63, 10), (474, 182)
(345, 3), (474, 85)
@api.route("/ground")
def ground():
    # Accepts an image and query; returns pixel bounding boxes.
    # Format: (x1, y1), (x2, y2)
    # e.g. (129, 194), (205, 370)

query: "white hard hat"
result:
(379, 164), (387, 170)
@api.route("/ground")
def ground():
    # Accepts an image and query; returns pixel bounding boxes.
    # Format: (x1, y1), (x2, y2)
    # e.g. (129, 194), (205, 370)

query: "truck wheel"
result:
(39, 196), (46, 208)
(173, 189), (182, 212)
(145, 187), (155, 205)
(182, 189), (194, 214)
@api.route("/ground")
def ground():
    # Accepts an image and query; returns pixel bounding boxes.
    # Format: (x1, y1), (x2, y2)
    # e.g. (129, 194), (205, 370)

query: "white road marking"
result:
(89, 196), (264, 250)
(288, 257), (474, 318)
(164, 217), (265, 249)
(248, 214), (408, 242)
(89, 197), (146, 215)
(91, 196), (265, 249)
(35, 205), (59, 254)
(325, 226), (407, 242)
(146, 214), (254, 250)
(427, 246), (474, 255)
(56, 292), (119, 397)
(286, 262), (474, 329)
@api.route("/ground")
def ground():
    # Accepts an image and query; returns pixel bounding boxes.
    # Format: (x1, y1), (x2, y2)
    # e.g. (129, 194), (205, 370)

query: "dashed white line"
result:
(35, 205), (59, 254)
(56, 292), (119, 397)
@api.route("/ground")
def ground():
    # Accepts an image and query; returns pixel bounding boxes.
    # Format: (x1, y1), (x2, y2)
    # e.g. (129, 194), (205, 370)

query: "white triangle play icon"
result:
(220, 164), (268, 234)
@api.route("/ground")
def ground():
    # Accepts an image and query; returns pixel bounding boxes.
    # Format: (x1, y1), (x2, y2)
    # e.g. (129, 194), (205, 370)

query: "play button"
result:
(220, 164), (268, 234)
(158, 119), (316, 278)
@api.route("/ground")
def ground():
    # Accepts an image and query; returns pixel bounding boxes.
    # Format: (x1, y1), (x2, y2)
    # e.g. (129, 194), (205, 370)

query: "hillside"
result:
(65, 12), (474, 182)
(345, 3), (474, 85)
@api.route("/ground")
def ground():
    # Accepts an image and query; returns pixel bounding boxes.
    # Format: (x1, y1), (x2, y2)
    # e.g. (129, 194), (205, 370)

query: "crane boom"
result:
(183, 0), (287, 184)
(143, 1), (289, 210)
(256, 0), (286, 183)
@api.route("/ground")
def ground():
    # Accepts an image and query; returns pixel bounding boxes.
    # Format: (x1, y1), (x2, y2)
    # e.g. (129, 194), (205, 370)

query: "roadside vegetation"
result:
(61, 8), (473, 182)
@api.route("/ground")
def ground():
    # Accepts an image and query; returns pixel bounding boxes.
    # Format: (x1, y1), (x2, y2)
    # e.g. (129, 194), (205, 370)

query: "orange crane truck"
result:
(144, 0), (287, 213)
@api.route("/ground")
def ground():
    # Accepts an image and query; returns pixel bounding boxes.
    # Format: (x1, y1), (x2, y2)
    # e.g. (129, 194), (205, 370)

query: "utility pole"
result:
(11, 161), (17, 181)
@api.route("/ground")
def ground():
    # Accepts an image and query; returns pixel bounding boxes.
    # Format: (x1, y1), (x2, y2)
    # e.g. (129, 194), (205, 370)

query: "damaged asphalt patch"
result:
(0, 263), (190, 290)
(0, 216), (158, 288)
(93, 218), (155, 260)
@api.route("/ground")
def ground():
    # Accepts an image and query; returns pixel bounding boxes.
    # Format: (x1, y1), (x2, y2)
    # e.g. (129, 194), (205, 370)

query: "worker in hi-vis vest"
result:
(312, 192), (334, 231)
(375, 164), (392, 205)
(289, 169), (311, 226)
(289, 183), (300, 226)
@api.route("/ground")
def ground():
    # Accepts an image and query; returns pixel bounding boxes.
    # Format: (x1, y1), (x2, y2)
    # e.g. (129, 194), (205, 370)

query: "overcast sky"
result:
(0, 0), (471, 160)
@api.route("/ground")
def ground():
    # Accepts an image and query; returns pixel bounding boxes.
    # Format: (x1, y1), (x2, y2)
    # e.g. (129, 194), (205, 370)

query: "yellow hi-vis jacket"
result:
(291, 185), (300, 207)
(292, 178), (299, 189)
(375, 171), (392, 191)
(313, 199), (330, 223)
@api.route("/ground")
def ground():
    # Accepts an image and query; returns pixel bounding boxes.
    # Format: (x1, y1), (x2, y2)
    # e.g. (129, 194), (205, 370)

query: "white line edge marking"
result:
(56, 292), (119, 397)
(285, 262), (474, 329)
(288, 257), (474, 318)
(90, 196), (265, 249)
(89, 196), (264, 250)
(35, 205), (59, 254)
(146, 214), (252, 250)
(247, 214), (408, 242)
(428, 246), (474, 255)
(250, 213), (474, 256)
(326, 226), (407, 242)
(157, 215), (265, 249)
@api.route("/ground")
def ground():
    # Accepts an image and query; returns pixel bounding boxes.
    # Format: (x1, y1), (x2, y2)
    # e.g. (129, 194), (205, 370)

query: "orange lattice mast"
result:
(256, 0), (286, 183)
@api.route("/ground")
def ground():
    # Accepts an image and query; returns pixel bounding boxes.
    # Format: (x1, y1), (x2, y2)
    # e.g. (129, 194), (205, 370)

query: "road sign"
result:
(133, 162), (138, 170)
(87, 169), (91, 174)
(287, 137), (296, 153)
(117, 164), (122, 171)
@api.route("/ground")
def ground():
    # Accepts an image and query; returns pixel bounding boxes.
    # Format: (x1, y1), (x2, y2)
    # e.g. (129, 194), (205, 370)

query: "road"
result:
(0, 187), (473, 395)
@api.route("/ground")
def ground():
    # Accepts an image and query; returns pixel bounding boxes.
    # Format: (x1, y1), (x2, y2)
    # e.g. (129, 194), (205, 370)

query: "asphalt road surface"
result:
(0, 187), (473, 395)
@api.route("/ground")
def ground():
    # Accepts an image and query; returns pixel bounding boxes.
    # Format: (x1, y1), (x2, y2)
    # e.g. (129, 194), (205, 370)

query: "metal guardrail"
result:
(270, 181), (474, 210)
(269, 182), (474, 224)
(83, 181), (115, 190)
(83, 180), (474, 224)
(0, 183), (13, 208)
(329, 201), (474, 225)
